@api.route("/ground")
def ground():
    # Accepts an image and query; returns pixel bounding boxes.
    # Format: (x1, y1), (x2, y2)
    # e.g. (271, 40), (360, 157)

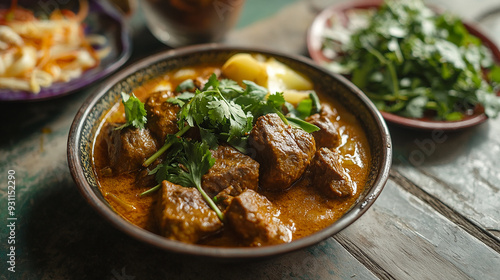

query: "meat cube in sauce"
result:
(306, 114), (340, 149)
(105, 124), (158, 174)
(156, 181), (223, 243)
(213, 186), (237, 211)
(134, 167), (158, 189)
(144, 90), (180, 142)
(322, 103), (339, 117)
(194, 69), (221, 89)
(201, 145), (259, 198)
(249, 113), (316, 191)
(225, 189), (291, 246)
(307, 147), (355, 198)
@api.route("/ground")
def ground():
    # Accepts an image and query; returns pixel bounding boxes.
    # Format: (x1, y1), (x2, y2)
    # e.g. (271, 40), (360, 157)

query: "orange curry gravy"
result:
(92, 64), (371, 247)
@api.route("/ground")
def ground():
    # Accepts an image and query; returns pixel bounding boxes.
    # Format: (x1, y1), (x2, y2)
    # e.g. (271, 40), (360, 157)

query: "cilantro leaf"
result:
(478, 89), (500, 118)
(286, 117), (320, 133)
(175, 79), (195, 92)
(116, 92), (147, 130)
(167, 139), (216, 190)
(403, 95), (428, 118)
(219, 79), (245, 98)
(167, 91), (195, 107)
(143, 137), (223, 221)
(144, 73), (319, 165)
(145, 75), (254, 164)
(488, 65), (500, 84)
(288, 92), (321, 120)
(323, 0), (500, 120)
(242, 80), (268, 99)
(202, 73), (220, 91)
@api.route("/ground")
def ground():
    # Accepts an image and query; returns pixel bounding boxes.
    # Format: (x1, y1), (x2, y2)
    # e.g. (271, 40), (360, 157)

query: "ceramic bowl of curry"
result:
(67, 44), (392, 260)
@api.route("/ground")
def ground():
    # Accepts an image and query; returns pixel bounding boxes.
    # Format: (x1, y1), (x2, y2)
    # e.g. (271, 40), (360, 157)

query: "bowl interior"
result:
(68, 45), (392, 259)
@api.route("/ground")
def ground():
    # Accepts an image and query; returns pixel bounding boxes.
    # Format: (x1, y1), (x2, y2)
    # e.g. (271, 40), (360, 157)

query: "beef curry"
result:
(92, 54), (371, 247)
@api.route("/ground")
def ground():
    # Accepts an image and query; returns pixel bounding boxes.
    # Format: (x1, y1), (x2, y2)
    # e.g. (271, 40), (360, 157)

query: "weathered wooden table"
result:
(1, 0), (499, 279)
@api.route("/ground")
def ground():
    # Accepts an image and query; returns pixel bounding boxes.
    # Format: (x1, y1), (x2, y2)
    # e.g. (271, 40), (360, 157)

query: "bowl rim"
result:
(306, 0), (500, 131)
(67, 43), (392, 259)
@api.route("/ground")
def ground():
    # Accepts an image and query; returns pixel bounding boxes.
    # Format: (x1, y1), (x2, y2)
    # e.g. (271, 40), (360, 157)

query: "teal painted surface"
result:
(237, 0), (301, 28)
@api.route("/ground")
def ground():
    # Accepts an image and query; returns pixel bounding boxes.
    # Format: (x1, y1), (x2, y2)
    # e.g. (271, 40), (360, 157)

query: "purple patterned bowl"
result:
(0, 0), (131, 102)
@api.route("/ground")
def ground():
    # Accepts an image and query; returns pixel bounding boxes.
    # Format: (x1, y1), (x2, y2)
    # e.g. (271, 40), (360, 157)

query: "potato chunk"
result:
(221, 53), (268, 87)
(221, 53), (314, 94)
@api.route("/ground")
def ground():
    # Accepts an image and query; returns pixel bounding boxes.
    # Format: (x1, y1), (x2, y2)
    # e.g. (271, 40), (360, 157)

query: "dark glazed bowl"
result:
(67, 44), (392, 260)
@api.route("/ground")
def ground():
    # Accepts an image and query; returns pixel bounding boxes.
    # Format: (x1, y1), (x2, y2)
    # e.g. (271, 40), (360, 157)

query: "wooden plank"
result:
(137, 241), (379, 280)
(391, 170), (500, 253)
(337, 179), (500, 280)
(391, 117), (500, 240)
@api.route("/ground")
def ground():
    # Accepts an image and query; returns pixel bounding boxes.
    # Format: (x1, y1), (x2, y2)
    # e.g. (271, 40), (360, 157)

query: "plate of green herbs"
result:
(307, 0), (500, 130)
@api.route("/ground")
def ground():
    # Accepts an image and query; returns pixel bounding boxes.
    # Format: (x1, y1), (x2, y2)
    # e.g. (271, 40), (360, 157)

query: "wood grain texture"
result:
(337, 179), (500, 280)
(391, 117), (500, 240)
(390, 170), (500, 253)
(2, 1), (500, 279)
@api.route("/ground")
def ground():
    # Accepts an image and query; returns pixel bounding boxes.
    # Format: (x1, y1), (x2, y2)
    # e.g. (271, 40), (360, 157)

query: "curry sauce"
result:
(92, 62), (371, 247)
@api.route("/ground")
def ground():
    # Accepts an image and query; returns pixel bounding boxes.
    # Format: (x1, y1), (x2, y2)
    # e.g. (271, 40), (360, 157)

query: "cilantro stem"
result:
(275, 110), (289, 125)
(143, 125), (191, 167)
(139, 183), (161, 196)
(114, 123), (128, 131)
(365, 45), (400, 98)
(195, 180), (224, 222)
(365, 92), (407, 101)
(387, 63), (400, 98)
(287, 117), (320, 133)
(309, 92), (321, 115)
(139, 181), (224, 221)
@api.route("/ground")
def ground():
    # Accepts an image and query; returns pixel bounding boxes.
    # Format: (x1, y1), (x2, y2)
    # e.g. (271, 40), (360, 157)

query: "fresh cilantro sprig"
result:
(115, 92), (147, 130)
(143, 74), (319, 166)
(141, 137), (223, 221)
(228, 78), (320, 133)
(143, 75), (252, 166)
(177, 74), (254, 150)
(323, 0), (500, 120)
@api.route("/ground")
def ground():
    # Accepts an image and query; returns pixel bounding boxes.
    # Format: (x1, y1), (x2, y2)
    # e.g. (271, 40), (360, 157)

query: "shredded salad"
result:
(0, 0), (109, 94)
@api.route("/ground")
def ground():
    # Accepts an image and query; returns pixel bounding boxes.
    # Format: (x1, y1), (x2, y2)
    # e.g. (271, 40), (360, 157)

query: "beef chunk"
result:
(213, 186), (238, 211)
(194, 69), (221, 89)
(201, 145), (259, 197)
(134, 167), (158, 189)
(319, 103), (339, 121)
(249, 113), (316, 191)
(306, 114), (340, 148)
(307, 148), (355, 198)
(105, 124), (158, 174)
(156, 181), (223, 243)
(225, 189), (291, 246)
(144, 90), (180, 142)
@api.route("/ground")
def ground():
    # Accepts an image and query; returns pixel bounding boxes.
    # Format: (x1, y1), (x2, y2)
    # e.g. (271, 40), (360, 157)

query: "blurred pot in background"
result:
(141, 0), (246, 47)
